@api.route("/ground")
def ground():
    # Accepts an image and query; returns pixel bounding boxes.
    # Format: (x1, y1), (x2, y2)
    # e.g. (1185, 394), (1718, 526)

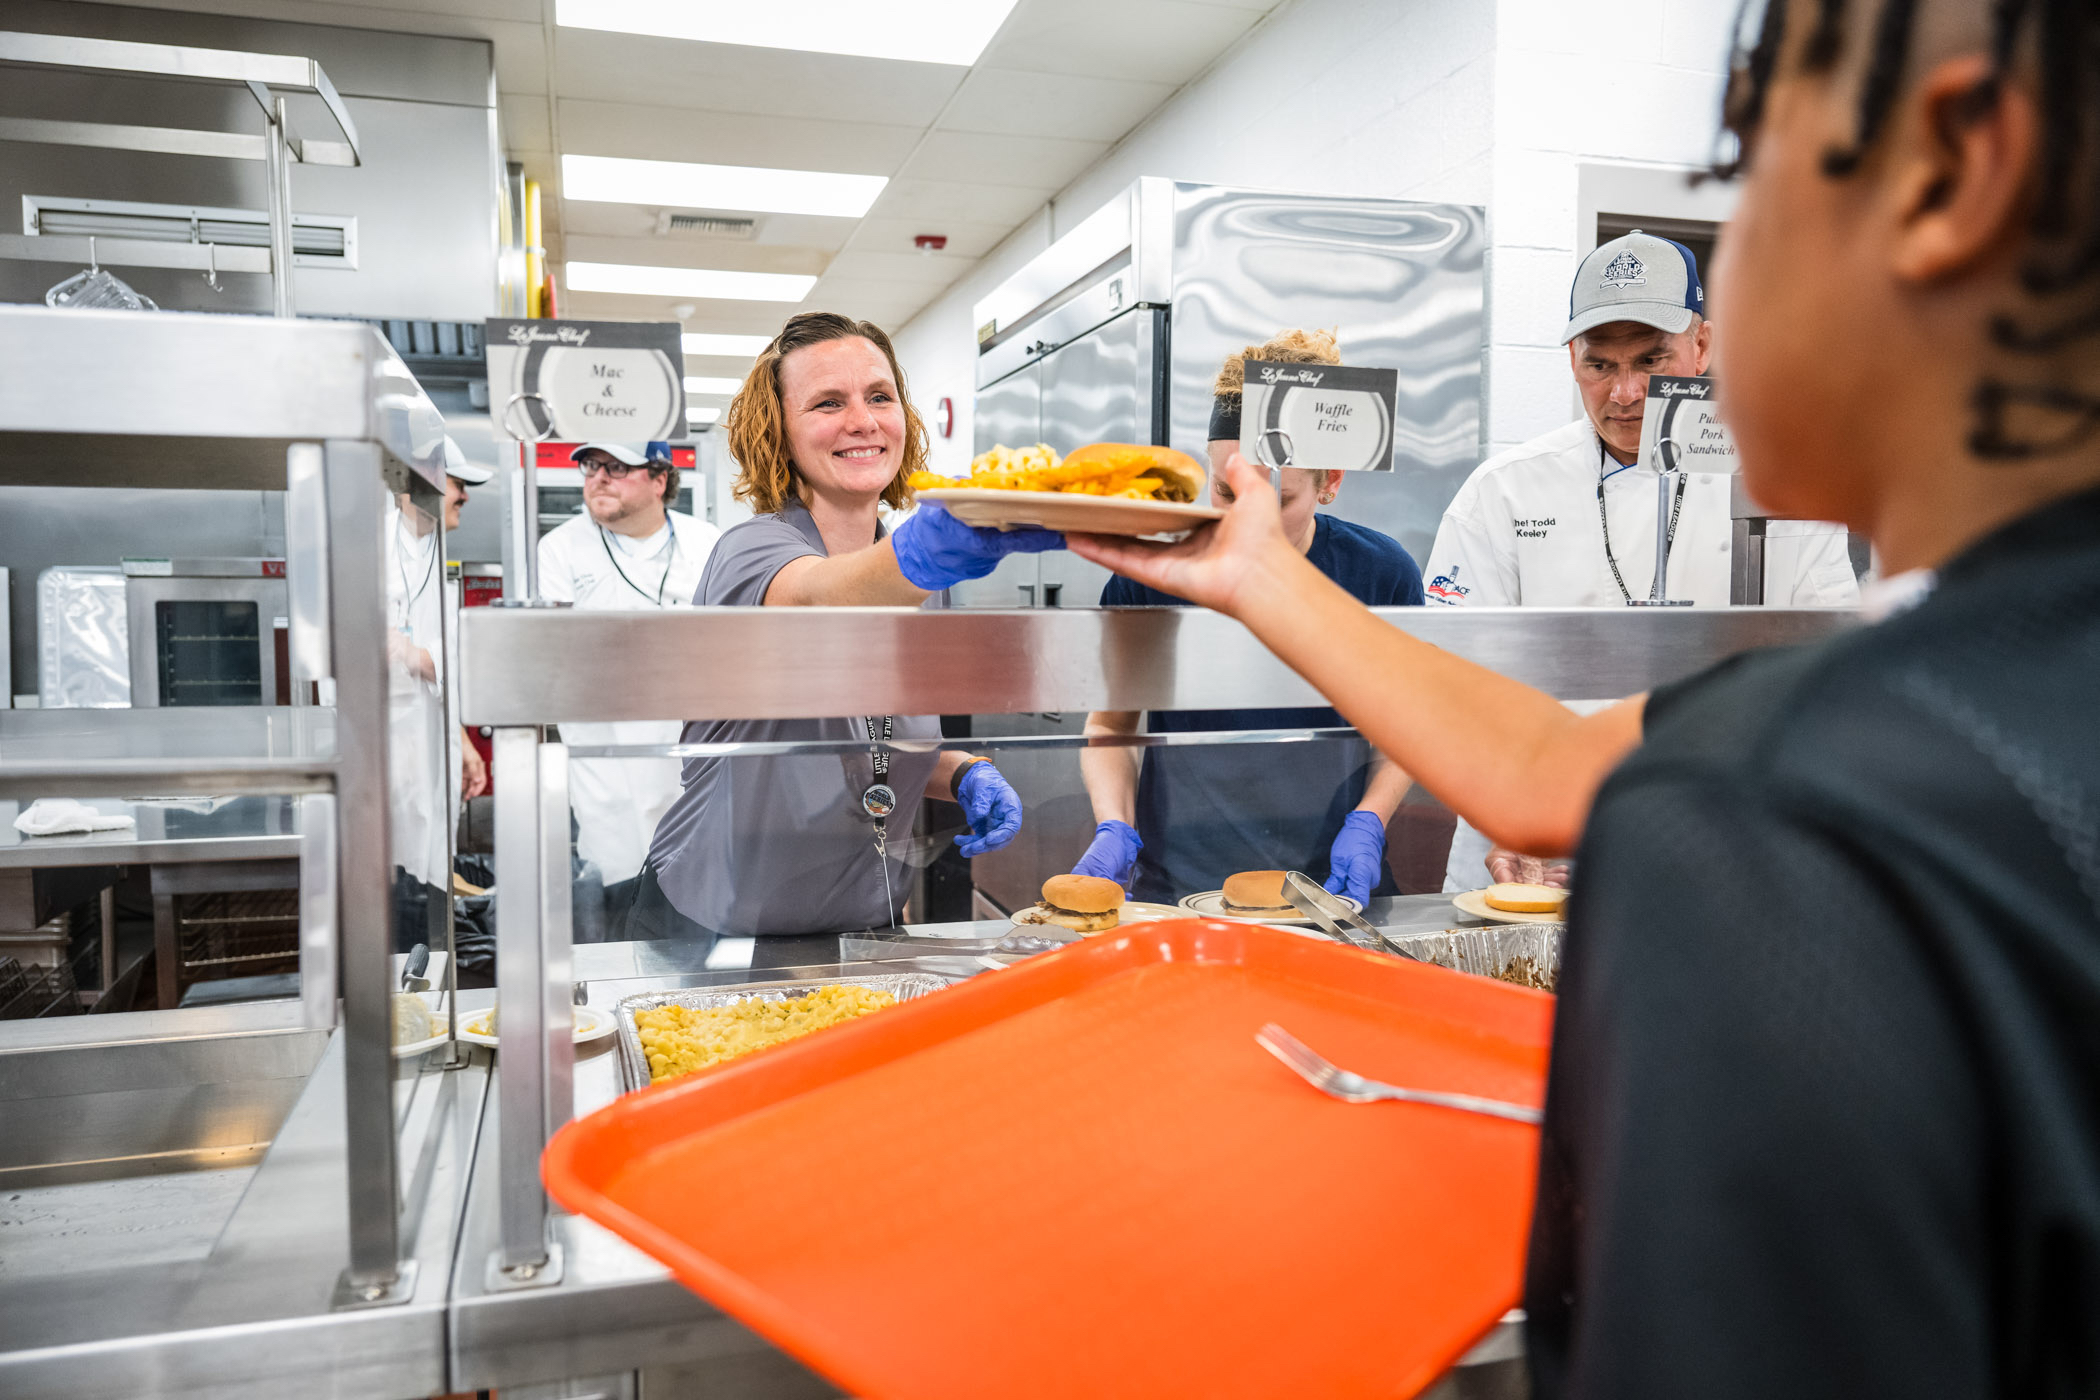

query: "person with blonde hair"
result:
(639, 311), (1059, 939)
(1074, 329), (1422, 904)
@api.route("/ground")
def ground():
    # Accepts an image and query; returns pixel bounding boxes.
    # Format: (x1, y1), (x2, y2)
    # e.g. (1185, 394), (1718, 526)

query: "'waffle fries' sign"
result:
(1239, 361), (1398, 472)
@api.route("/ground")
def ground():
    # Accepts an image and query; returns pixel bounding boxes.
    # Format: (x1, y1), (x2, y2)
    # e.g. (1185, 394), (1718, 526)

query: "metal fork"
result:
(1255, 1022), (1543, 1125)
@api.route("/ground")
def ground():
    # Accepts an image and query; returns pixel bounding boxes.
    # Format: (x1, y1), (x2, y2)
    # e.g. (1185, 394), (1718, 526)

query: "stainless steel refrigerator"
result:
(955, 178), (1486, 913)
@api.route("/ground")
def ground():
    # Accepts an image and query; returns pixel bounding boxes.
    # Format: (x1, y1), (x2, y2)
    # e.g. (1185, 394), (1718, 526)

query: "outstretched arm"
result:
(1069, 454), (1643, 857)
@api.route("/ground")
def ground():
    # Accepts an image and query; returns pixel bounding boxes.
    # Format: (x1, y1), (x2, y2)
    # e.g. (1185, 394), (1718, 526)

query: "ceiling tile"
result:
(804, 277), (951, 322)
(557, 204), (862, 255)
(822, 248), (984, 288)
(560, 234), (831, 276)
(553, 29), (964, 125)
(862, 178), (1048, 227)
(554, 99), (920, 175)
(979, 0), (1264, 84)
(895, 130), (1106, 193)
(942, 67), (1176, 142)
(850, 217), (1022, 261)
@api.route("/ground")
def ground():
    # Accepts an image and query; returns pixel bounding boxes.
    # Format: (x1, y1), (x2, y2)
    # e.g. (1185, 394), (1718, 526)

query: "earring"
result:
(1318, 492), (1335, 504)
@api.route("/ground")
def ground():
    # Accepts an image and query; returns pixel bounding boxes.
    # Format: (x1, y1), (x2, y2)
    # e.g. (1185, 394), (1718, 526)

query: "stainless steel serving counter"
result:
(0, 902), (1528, 1398)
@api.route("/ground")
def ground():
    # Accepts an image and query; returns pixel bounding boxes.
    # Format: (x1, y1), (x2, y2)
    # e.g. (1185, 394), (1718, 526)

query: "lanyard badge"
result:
(862, 715), (898, 928)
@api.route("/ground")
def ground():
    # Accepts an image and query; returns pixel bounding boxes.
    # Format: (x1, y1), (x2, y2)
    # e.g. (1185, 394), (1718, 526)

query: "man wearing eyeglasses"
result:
(539, 441), (722, 938)
(1423, 233), (1860, 894)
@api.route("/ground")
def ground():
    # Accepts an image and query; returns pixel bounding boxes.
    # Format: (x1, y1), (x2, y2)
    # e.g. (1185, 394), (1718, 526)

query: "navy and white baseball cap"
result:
(1561, 231), (1705, 343)
(569, 442), (671, 468)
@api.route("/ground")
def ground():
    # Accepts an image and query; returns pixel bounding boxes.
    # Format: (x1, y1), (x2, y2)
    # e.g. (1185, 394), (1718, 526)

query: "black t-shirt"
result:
(1525, 483), (2100, 1397)
(1099, 515), (1425, 901)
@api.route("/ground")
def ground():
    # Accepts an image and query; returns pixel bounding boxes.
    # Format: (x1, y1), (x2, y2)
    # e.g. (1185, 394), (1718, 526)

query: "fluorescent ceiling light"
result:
(566, 261), (816, 302)
(556, 0), (1021, 67)
(684, 376), (743, 396)
(564, 154), (886, 219)
(683, 333), (770, 357)
(687, 406), (722, 425)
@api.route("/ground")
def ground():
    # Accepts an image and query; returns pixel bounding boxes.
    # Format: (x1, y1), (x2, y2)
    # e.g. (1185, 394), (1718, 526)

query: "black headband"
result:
(1207, 394), (1242, 443)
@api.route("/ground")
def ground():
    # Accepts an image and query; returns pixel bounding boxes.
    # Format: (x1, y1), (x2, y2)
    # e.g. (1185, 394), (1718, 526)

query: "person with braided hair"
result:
(1070, 0), (2100, 1390)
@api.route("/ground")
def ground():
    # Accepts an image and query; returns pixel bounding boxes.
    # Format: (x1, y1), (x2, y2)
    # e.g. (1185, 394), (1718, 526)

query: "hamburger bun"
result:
(1063, 442), (1205, 504)
(1221, 869), (1294, 915)
(1483, 882), (1567, 914)
(1036, 873), (1123, 935)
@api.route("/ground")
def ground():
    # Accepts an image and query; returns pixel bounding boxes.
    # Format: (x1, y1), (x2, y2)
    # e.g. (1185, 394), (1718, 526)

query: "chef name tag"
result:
(1638, 375), (1737, 473)
(486, 319), (686, 441)
(1239, 361), (1398, 472)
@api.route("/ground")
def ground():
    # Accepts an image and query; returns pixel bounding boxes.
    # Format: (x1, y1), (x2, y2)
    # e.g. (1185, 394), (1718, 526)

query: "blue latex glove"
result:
(953, 760), (1023, 857)
(891, 503), (1063, 590)
(1071, 818), (1143, 891)
(1323, 810), (1388, 907)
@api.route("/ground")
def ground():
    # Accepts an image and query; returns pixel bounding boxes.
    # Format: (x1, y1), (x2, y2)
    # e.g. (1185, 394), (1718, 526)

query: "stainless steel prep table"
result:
(2, 795), (302, 1004)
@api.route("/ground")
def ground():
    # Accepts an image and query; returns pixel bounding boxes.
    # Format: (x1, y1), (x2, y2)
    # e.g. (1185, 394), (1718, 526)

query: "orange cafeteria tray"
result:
(543, 920), (1551, 1400)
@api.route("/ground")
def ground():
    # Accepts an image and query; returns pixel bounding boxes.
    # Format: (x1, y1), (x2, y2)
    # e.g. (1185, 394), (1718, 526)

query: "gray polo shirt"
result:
(645, 500), (941, 936)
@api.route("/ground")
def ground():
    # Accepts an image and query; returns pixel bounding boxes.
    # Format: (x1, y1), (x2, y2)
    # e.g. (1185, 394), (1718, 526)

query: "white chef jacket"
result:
(538, 510), (719, 884)
(385, 501), (450, 889)
(1424, 418), (1861, 890)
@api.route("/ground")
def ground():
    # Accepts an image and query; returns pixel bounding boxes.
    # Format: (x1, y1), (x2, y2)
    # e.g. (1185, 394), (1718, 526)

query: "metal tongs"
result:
(1283, 872), (1418, 960)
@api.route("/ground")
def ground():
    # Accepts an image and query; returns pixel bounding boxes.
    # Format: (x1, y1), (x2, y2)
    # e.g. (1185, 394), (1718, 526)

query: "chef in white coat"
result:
(538, 441), (720, 938)
(1425, 231), (1861, 892)
(387, 436), (492, 946)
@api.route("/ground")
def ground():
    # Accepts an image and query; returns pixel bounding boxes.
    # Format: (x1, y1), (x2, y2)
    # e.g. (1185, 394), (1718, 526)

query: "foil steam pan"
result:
(1385, 923), (1563, 992)
(614, 972), (952, 1092)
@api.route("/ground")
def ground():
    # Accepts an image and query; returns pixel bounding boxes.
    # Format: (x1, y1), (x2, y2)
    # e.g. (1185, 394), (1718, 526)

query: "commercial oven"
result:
(122, 557), (289, 708)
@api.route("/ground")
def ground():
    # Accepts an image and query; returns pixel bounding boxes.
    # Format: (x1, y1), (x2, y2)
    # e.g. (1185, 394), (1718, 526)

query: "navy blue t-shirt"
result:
(1100, 515), (1425, 903)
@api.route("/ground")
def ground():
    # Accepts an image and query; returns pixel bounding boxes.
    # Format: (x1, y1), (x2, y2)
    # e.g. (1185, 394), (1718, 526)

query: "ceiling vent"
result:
(655, 211), (758, 240)
(23, 196), (357, 267)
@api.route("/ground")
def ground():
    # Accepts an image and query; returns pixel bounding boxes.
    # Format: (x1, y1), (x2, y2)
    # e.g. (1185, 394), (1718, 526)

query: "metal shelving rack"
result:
(0, 29), (365, 316)
(0, 305), (449, 1342)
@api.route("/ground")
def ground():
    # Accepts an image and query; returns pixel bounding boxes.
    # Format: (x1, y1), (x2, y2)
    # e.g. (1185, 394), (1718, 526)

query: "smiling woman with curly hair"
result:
(633, 311), (1065, 941)
(723, 312), (927, 515)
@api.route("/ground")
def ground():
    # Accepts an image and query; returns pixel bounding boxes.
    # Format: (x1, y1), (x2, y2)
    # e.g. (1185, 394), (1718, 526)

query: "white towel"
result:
(13, 799), (136, 837)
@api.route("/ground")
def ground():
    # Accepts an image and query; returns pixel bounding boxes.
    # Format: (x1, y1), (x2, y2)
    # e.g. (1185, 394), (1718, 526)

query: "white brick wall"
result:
(894, 0), (1740, 484)
(1484, 0), (1735, 454)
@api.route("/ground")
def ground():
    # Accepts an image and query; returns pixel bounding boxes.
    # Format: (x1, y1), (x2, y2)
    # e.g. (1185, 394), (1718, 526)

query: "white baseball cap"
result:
(442, 436), (493, 485)
(1562, 230), (1706, 343)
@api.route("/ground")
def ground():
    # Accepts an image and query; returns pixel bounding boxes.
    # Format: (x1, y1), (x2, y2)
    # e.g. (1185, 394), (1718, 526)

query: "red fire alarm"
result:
(935, 396), (954, 438)
(914, 234), (948, 252)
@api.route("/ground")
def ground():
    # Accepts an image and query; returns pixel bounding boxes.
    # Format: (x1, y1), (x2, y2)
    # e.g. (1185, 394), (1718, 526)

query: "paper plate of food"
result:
(912, 442), (1220, 537)
(1451, 882), (1569, 924)
(1010, 875), (1184, 936)
(1177, 870), (1363, 929)
(456, 1003), (619, 1050)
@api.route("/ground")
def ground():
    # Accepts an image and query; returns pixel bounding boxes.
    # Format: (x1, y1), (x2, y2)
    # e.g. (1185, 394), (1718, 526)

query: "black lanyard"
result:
(862, 715), (893, 803)
(861, 715), (897, 928)
(1597, 442), (1686, 604)
(597, 518), (678, 605)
